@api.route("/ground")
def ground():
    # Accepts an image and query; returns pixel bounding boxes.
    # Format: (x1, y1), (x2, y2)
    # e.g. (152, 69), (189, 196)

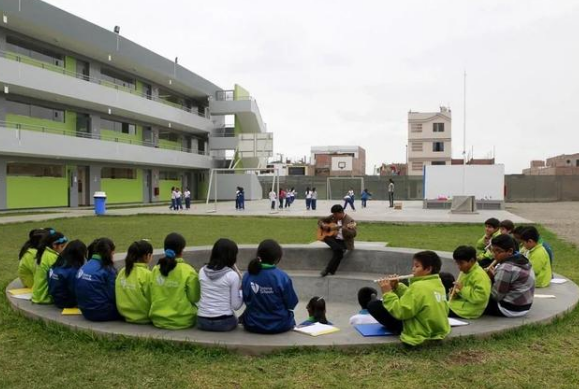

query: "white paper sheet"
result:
(550, 278), (568, 284)
(448, 318), (469, 327)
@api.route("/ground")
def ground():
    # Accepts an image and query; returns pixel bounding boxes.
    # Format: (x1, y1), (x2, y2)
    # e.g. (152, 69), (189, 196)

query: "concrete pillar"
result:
(89, 61), (101, 79)
(0, 94), (6, 123)
(142, 169), (151, 203)
(190, 137), (199, 154)
(0, 28), (6, 51)
(151, 127), (159, 147)
(90, 114), (101, 137)
(151, 85), (160, 99)
(151, 168), (160, 202)
(89, 165), (101, 205)
(0, 159), (7, 210)
(68, 167), (79, 208)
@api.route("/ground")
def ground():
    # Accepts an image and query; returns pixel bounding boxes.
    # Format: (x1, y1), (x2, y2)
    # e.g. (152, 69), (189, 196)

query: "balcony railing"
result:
(0, 120), (210, 156)
(0, 50), (209, 118)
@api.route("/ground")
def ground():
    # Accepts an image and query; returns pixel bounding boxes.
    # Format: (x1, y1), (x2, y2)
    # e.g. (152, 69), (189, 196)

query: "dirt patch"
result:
(507, 202), (579, 247)
(447, 349), (489, 366)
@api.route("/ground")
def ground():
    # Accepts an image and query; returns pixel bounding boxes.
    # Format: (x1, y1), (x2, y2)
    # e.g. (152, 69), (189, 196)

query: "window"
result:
(101, 168), (135, 179)
(159, 130), (180, 142)
(576, 160), (579, 167)
(101, 119), (135, 135)
(6, 36), (63, 67)
(5, 99), (64, 122)
(411, 142), (423, 152)
(433, 123), (445, 132)
(431, 161), (446, 166)
(433, 142), (445, 152)
(101, 67), (135, 90)
(7, 163), (64, 177)
(412, 162), (423, 171)
(410, 123), (422, 133)
(159, 171), (179, 180)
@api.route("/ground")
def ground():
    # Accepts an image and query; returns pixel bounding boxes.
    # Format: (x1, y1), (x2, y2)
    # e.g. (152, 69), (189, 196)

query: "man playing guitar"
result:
(318, 204), (357, 277)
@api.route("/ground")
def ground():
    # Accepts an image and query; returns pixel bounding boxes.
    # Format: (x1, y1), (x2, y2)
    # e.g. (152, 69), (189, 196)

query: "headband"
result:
(55, 237), (68, 244)
(165, 249), (176, 259)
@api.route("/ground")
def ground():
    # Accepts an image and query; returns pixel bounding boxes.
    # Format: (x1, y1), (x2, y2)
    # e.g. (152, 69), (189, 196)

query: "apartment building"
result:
(523, 153), (579, 175)
(407, 107), (452, 176)
(0, 0), (267, 209)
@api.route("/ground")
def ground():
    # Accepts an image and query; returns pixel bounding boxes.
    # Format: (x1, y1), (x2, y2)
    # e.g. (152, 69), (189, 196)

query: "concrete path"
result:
(0, 200), (531, 225)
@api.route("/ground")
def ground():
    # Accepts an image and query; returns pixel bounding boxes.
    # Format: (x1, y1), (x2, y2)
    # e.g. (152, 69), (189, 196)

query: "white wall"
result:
(424, 165), (505, 200)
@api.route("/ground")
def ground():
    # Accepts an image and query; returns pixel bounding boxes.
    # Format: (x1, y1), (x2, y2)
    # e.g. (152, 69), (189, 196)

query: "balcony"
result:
(209, 91), (267, 134)
(0, 51), (213, 134)
(0, 121), (213, 169)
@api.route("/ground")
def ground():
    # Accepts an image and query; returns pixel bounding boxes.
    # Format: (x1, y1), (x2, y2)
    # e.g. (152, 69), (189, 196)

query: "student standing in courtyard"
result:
(305, 187), (312, 210)
(388, 179), (395, 208)
(184, 188), (191, 210)
(269, 188), (277, 210)
(311, 188), (318, 210)
(361, 189), (372, 208)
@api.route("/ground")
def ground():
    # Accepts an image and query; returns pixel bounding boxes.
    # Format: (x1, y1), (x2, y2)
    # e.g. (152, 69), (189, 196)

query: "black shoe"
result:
(320, 270), (329, 277)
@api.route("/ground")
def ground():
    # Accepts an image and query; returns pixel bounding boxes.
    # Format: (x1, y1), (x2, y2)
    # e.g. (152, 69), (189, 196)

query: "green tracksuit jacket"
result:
(149, 258), (200, 329)
(383, 274), (450, 346)
(476, 230), (500, 262)
(449, 263), (491, 319)
(31, 247), (59, 304)
(18, 248), (37, 288)
(527, 244), (552, 288)
(115, 263), (152, 324)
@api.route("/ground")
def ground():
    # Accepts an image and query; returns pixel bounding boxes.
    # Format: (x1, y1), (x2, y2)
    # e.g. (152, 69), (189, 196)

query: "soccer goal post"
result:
(205, 167), (281, 213)
(326, 176), (365, 201)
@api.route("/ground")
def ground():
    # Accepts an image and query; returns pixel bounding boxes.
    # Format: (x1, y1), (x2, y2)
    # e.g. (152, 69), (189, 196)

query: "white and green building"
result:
(0, 0), (268, 210)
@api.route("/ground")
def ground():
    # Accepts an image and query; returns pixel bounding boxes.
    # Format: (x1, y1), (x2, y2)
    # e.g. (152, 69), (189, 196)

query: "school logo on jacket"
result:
(76, 269), (84, 279)
(251, 282), (260, 294)
(156, 275), (165, 286)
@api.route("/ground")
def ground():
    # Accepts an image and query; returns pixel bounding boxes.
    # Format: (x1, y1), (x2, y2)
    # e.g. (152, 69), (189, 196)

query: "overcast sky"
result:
(45, 0), (579, 174)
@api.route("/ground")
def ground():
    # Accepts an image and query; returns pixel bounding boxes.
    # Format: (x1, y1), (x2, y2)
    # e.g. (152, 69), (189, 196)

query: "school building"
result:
(0, 0), (268, 210)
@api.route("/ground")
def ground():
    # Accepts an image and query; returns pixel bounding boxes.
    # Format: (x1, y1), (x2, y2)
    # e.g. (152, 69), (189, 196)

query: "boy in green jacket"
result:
(521, 227), (552, 288)
(476, 218), (501, 268)
(367, 251), (450, 346)
(448, 246), (491, 319)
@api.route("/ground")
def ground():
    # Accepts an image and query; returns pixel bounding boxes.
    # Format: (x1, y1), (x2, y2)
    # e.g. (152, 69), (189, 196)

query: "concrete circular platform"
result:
(6, 244), (579, 355)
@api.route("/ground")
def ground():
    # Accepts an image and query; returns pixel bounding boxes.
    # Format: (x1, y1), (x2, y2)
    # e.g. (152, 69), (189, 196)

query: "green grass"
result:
(1, 215), (578, 389)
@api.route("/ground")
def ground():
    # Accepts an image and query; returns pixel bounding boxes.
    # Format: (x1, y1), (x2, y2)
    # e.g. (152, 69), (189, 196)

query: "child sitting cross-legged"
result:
(349, 287), (379, 325)
(48, 239), (87, 309)
(367, 251), (450, 346)
(299, 296), (332, 327)
(520, 227), (552, 288)
(115, 240), (154, 324)
(448, 246), (491, 319)
(476, 218), (501, 268)
(485, 234), (534, 317)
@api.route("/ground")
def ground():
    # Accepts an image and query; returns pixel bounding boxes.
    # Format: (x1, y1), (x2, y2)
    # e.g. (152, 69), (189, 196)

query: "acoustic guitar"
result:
(316, 221), (357, 241)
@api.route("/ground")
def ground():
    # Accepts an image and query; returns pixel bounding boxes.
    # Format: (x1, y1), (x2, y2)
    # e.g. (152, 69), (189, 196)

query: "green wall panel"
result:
(7, 176), (68, 209)
(101, 170), (144, 204)
(6, 110), (76, 135)
(65, 56), (76, 74)
(158, 139), (182, 151)
(100, 125), (143, 145)
(159, 180), (182, 201)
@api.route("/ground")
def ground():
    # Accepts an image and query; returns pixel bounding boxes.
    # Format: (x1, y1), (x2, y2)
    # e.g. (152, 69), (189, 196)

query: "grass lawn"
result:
(1, 215), (578, 389)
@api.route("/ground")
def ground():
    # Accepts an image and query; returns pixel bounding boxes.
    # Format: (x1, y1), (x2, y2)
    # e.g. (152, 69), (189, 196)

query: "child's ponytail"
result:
(307, 296), (328, 324)
(36, 230), (66, 265)
(248, 239), (283, 275)
(125, 240), (153, 276)
(91, 238), (116, 268)
(19, 229), (47, 260)
(159, 233), (186, 277)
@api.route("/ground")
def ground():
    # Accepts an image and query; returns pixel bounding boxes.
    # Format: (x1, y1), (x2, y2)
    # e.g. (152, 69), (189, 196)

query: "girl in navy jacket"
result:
(75, 238), (120, 321)
(48, 240), (87, 309)
(241, 239), (298, 334)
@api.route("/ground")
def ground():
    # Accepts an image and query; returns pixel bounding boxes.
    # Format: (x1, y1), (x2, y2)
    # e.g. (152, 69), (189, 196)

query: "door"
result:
(76, 114), (91, 138)
(77, 166), (90, 206)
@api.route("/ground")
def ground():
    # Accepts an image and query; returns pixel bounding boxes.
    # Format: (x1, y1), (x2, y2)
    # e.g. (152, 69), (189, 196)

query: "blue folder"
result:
(354, 324), (395, 337)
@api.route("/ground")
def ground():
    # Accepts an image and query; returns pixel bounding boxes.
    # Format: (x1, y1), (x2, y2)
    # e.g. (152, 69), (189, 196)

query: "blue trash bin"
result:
(94, 191), (107, 216)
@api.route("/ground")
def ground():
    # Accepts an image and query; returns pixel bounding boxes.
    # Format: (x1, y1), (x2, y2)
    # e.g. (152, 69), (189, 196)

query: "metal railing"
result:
(0, 50), (210, 118)
(0, 120), (210, 156)
(214, 90), (255, 102)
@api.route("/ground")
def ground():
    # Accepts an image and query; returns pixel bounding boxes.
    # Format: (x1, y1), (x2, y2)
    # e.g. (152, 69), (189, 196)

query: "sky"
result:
(45, 0), (579, 174)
